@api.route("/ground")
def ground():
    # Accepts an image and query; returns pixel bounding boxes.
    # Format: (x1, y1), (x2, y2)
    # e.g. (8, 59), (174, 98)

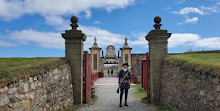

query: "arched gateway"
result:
(89, 37), (132, 77)
(61, 16), (171, 105)
(102, 45), (119, 77)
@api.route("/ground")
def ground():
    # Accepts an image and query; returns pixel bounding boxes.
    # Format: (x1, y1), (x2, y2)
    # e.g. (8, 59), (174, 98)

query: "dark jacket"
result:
(118, 69), (131, 89)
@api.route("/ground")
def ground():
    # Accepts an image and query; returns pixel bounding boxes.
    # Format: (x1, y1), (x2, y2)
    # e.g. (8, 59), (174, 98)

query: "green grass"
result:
(132, 84), (173, 111)
(0, 57), (68, 86)
(131, 84), (147, 98)
(155, 104), (174, 111)
(185, 50), (220, 54)
(164, 53), (220, 76)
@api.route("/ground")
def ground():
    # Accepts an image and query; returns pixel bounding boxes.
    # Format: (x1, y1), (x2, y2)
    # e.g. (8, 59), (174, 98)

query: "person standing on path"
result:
(111, 69), (113, 76)
(118, 63), (131, 107)
(108, 69), (110, 74)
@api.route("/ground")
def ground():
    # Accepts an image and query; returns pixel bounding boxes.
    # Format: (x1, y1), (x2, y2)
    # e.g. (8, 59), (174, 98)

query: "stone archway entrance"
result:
(103, 61), (118, 77)
(61, 15), (171, 107)
(101, 45), (120, 77)
(89, 37), (132, 77)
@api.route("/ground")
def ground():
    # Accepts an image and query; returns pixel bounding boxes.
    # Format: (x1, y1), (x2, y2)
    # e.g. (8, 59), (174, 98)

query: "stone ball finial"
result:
(153, 16), (162, 30)
(71, 16), (78, 24)
(70, 16), (79, 30)
(154, 16), (161, 24)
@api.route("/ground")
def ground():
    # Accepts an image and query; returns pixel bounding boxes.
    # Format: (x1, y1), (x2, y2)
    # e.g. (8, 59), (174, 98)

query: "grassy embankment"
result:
(0, 57), (68, 87)
(132, 84), (173, 111)
(164, 53), (220, 76)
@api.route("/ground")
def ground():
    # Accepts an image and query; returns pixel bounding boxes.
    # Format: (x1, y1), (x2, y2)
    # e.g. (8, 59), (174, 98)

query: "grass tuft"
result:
(132, 84), (174, 111)
(155, 104), (174, 111)
(131, 84), (147, 98)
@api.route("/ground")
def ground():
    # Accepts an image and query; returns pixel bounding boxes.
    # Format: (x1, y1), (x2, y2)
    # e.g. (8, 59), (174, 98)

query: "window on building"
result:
(93, 54), (97, 70)
(125, 54), (128, 63)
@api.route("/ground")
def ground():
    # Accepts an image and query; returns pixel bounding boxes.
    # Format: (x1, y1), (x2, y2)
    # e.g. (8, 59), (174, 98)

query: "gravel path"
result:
(79, 77), (157, 111)
(104, 72), (118, 77)
(94, 77), (118, 85)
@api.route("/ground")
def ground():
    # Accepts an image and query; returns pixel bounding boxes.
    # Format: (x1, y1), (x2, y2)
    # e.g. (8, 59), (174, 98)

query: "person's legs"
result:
(124, 87), (128, 106)
(119, 87), (124, 107)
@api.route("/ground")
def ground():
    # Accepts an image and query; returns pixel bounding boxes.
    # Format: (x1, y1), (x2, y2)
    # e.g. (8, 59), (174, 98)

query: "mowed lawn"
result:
(165, 53), (220, 75)
(0, 57), (66, 82)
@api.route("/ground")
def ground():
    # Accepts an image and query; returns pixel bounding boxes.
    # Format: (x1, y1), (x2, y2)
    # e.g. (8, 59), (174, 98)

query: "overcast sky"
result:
(0, 0), (220, 57)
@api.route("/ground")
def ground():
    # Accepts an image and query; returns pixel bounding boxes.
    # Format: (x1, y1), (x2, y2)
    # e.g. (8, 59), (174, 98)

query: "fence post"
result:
(145, 16), (171, 104)
(61, 16), (87, 104)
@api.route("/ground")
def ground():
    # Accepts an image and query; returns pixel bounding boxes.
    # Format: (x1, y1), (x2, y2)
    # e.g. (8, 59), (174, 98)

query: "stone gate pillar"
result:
(61, 16), (86, 104)
(145, 16), (171, 103)
(120, 37), (132, 70)
(89, 37), (102, 73)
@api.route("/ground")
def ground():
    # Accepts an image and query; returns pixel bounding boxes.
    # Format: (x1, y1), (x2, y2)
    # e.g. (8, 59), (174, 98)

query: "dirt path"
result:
(79, 77), (157, 111)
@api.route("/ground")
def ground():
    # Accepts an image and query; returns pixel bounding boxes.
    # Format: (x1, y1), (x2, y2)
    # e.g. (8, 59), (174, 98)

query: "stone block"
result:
(18, 80), (24, 87)
(53, 69), (59, 75)
(199, 90), (206, 96)
(207, 93), (214, 101)
(71, 67), (83, 74)
(66, 49), (82, 55)
(0, 105), (8, 111)
(31, 83), (36, 89)
(0, 94), (9, 106)
(151, 84), (161, 91)
(37, 75), (43, 81)
(29, 77), (33, 83)
(8, 88), (17, 94)
(216, 94), (220, 101)
(34, 76), (37, 81)
(8, 101), (22, 109)
(49, 72), (53, 77)
(37, 82), (42, 87)
(33, 93), (43, 105)
(18, 87), (23, 94)
(29, 92), (35, 100)
(25, 93), (30, 99)
(23, 83), (29, 92)
(22, 100), (31, 111)
(32, 106), (40, 111)
(69, 60), (83, 67)
(10, 96), (16, 103)
(0, 86), (8, 93)
(216, 85), (220, 92)
(66, 43), (83, 49)
(54, 75), (59, 80)
(15, 93), (25, 100)
(212, 77), (219, 85)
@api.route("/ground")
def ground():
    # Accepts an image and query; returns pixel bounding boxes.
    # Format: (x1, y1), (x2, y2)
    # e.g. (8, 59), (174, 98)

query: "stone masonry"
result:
(161, 62), (220, 111)
(0, 64), (73, 111)
(145, 16), (171, 103)
(131, 54), (146, 83)
(62, 16), (87, 104)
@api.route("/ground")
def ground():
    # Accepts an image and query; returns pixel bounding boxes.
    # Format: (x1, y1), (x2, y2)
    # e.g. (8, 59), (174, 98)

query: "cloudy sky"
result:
(0, 0), (220, 57)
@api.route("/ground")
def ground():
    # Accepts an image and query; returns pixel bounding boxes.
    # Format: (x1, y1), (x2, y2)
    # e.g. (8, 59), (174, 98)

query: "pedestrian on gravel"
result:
(118, 63), (131, 107)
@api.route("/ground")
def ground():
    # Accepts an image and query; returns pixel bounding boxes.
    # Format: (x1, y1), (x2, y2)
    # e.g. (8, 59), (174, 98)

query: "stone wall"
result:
(131, 54), (146, 83)
(0, 64), (73, 111)
(161, 62), (220, 111)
